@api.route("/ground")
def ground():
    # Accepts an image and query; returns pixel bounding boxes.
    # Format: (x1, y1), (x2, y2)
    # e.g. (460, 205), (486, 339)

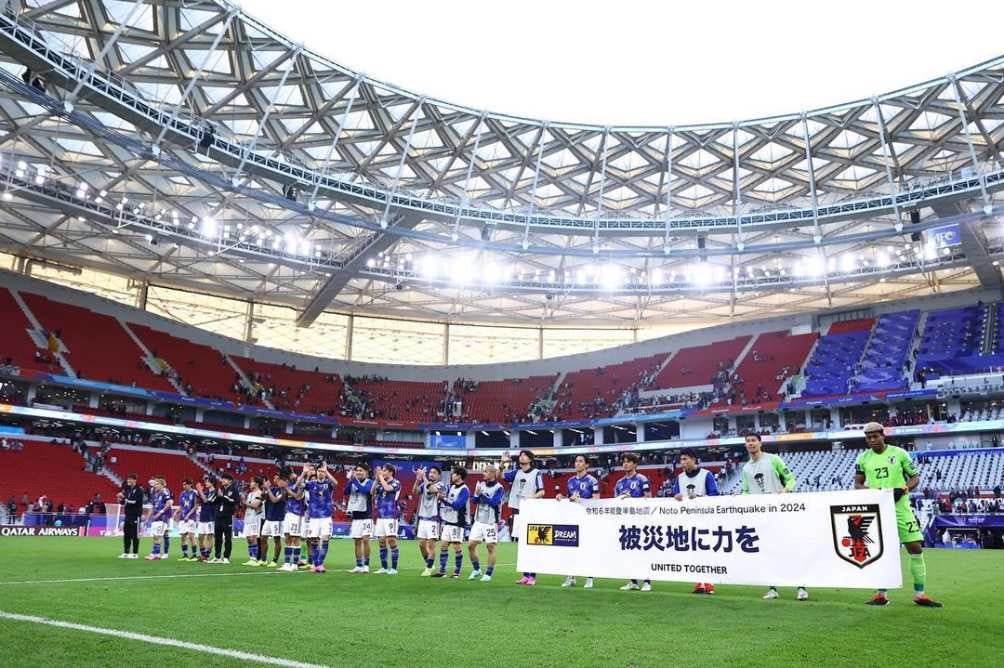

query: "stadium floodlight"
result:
(840, 254), (854, 273)
(1, 192), (11, 202)
(366, 258), (375, 268)
(924, 243), (937, 261)
(599, 264), (621, 290)
(201, 216), (217, 237)
(694, 263), (714, 286)
(651, 269), (663, 285)
(877, 251), (890, 267)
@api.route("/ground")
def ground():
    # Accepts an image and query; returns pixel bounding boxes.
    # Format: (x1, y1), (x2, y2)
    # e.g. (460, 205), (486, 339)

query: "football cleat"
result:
(387, 568), (398, 575)
(562, 577), (575, 588)
(693, 584), (706, 595)
(480, 574), (493, 582)
(316, 565), (326, 573)
(117, 553), (129, 559)
(866, 594), (890, 606)
(913, 594), (943, 608)
(242, 559), (258, 566)
(264, 560), (277, 568)
(796, 588), (809, 601)
(347, 566), (363, 573)
(620, 582), (640, 591)
(145, 554), (159, 561)
(583, 578), (594, 589)
(431, 571), (447, 578)
(525, 577), (536, 586)
(515, 576), (530, 585)
(468, 570), (482, 580)
(128, 553), (138, 559)
(219, 558), (230, 565)
(705, 584), (716, 595)
(640, 581), (652, 592)
(763, 588), (779, 600)
(374, 567), (389, 574)
(420, 567), (433, 577)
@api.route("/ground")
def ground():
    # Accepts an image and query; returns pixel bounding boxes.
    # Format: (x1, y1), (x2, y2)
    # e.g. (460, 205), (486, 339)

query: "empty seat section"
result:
(915, 304), (990, 379)
(851, 310), (919, 392)
(21, 293), (175, 391)
(803, 319), (873, 396)
(0, 440), (118, 509)
(343, 378), (445, 422)
(716, 330), (817, 407)
(551, 354), (665, 420)
(0, 288), (52, 372)
(653, 336), (751, 390)
(233, 357), (343, 414)
(452, 375), (556, 423)
(105, 446), (207, 489)
(131, 324), (244, 402)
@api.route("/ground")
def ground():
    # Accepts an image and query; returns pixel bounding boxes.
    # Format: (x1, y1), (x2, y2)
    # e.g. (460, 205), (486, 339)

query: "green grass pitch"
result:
(0, 538), (999, 667)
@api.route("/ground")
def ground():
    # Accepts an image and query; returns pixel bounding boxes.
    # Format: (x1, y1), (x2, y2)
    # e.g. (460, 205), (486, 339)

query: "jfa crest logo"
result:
(830, 504), (884, 568)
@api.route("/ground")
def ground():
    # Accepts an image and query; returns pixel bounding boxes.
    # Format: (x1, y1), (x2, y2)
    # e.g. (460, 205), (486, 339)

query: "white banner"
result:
(515, 490), (903, 589)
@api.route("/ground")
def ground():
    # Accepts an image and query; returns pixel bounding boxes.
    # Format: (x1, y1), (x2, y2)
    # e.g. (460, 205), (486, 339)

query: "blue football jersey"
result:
(305, 479), (334, 519)
(614, 473), (650, 498)
(567, 474), (600, 499)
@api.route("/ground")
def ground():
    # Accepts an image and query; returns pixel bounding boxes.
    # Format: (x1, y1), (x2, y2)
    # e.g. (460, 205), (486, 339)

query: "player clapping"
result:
(344, 463), (375, 573)
(433, 466), (470, 578)
(373, 465), (402, 575)
(468, 464), (504, 582)
(176, 478), (198, 561)
(304, 463), (337, 573)
(414, 466), (444, 576)
(242, 477), (264, 566)
(146, 476), (172, 560)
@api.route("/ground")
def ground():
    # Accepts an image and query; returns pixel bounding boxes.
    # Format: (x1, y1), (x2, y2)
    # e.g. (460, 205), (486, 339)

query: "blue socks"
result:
(379, 547), (388, 569)
(425, 556), (434, 568)
(439, 549), (448, 573)
(163, 536), (170, 555)
(319, 542), (329, 566)
(453, 553), (463, 575)
(181, 544), (189, 558)
(472, 559), (481, 572)
(356, 557), (364, 568)
(151, 543), (161, 556)
(486, 565), (494, 576)
(391, 548), (399, 569)
(248, 543), (258, 560)
(284, 547), (292, 564)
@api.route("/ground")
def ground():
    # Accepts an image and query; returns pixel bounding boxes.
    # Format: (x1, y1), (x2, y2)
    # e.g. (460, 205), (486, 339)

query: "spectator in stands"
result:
(6, 497), (16, 519)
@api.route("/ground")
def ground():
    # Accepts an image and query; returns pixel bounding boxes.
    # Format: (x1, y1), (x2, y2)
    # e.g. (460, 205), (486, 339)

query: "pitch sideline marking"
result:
(0, 610), (327, 668)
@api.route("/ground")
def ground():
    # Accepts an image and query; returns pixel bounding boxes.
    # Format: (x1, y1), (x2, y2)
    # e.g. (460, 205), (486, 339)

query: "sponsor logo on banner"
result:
(830, 504), (884, 568)
(526, 523), (579, 547)
(0, 525), (85, 537)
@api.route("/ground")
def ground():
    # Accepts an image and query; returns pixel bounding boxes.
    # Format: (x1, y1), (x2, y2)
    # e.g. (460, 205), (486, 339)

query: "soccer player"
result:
(741, 433), (808, 601)
(344, 463), (375, 573)
(242, 477), (264, 566)
(281, 470), (306, 572)
(673, 449), (720, 594)
(854, 422), (942, 607)
(116, 473), (144, 559)
(414, 465), (444, 576)
(468, 464), (504, 582)
(556, 454), (599, 588)
(373, 464), (402, 575)
(213, 473), (238, 564)
(261, 473), (286, 567)
(304, 463), (337, 573)
(176, 478), (198, 561)
(502, 449), (544, 585)
(615, 453), (652, 591)
(146, 476), (172, 560)
(195, 475), (216, 562)
(433, 466), (470, 578)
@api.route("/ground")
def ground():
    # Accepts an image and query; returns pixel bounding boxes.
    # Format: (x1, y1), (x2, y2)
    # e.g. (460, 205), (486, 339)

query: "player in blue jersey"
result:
(556, 454), (600, 588)
(176, 478), (198, 561)
(615, 453), (652, 591)
(414, 465), (445, 576)
(261, 474), (287, 567)
(146, 476), (172, 560)
(468, 464), (504, 582)
(195, 475), (216, 562)
(281, 470), (306, 572)
(672, 449), (721, 594)
(303, 463), (338, 573)
(433, 466), (471, 578)
(373, 464), (402, 575)
(344, 463), (375, 573)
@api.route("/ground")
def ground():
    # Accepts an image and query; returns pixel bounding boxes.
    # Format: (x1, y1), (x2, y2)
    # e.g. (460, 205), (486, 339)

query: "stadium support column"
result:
(136, 281), (148, 311)
(637, 422), (646, 442)
(593, 427), (604, 445)
(88, 392), (99, 410)
(552, 429), (561, 448)
(25, 384), (35, 405)
(509, 430), (519, 450)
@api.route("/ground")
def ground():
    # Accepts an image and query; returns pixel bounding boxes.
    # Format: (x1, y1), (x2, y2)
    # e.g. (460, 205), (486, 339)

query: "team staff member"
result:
(212, 473), (238, 564)
(673, 450), (720, 595)
(854, 422), (943, 607)
(502, 449), (544, 586)
(117, 473), (144, 559)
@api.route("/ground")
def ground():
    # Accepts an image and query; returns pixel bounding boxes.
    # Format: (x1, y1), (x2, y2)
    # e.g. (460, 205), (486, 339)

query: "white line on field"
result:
(0, 610), (327, 668)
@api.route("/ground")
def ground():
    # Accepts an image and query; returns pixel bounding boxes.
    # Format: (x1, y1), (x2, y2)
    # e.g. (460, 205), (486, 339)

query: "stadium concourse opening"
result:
(0, 0), (1002, 665)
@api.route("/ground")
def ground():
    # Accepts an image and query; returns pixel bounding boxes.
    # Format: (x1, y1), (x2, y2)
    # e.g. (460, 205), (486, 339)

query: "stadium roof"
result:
(0, 0), (1002, 327)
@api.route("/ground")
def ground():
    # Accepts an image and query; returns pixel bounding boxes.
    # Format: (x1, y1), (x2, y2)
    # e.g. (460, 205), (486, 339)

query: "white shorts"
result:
(469, 521), (498, 544)
(349, 519), (373, 539)
(440, 524), (464, 543)
(150, 521), (167, 536)
(374, 518), (399, 538)
(306, 517), (332, 539)
(416, 519), (440, 540)
(262, 520), (283, 537)
(197, 521), (214, 535)
(283, 513), (304, 537)
(177, 520), (196, 535)
(243, 515), (261, 536)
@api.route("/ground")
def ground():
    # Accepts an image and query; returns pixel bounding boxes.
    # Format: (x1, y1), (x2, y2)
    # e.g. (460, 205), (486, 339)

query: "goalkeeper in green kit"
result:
(853, 422), (942, 608)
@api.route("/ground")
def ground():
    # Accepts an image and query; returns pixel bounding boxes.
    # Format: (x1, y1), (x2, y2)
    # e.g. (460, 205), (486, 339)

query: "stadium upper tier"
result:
(0, 3), (1001, 327)
(5, 271), (1004, 429)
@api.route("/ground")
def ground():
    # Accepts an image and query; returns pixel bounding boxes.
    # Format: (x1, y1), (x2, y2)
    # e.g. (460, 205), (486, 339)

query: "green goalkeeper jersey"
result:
(854, 445), (916, 491)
